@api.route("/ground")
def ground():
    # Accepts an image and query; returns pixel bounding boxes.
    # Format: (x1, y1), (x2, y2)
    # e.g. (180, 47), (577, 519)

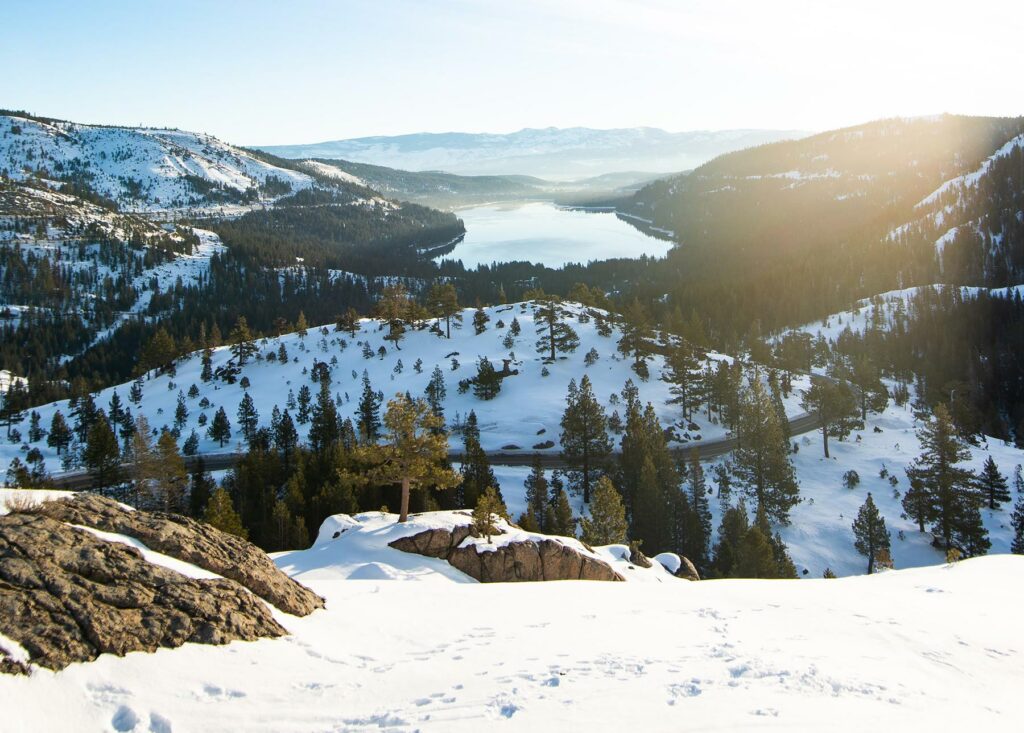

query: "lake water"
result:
(440, 202), (674, 268)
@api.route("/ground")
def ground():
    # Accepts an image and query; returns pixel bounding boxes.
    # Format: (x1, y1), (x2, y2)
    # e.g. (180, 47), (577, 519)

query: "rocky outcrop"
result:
(673, 556), (701, 582)
(40, 495), (323, 616)
(390, 525), (624, 582)
(0, 512), (285, 672)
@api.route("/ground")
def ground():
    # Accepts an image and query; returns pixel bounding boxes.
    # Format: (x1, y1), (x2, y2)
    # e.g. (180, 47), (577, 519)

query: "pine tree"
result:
(228, 316), (257, 364)
(686, 449), (712, 571)
(189, 457), (215, 517)
(375, 284), (411, 349)
(46, 410), (72, 455)
(472, 357), (501, 400)
(336, 307), (360, 337)
(83, 413), (121, 489)
(733, 379), (799, 525)
(905, 404), (988, 554)
(852, 493), (890, 574)
(139, 327), (177, 374)
(427, 282), (461, 338)
(616, 299), (653, 378)
(579, 476), (628, 546)
(424, 366), (446, 423)
(559, 375), (611, 503)
(666, 341), (701, 420)
(154, 430), (188, 512)
(1010, 495), (1024, 554)
(521, 454), (549, 532)
(472, 307), (490, 335)
(128, 414), (158, 507)
(357, 372), (382, 442)
(978, 456), (1011, 509)
(236, 393), (260, 445)
(173, 390), (188, 434)
(801, 377), (858, 458)
(360, 393), (458, 522)
(534, 296), (579, 361)
(208, 407), (232, 447)
(274, 409), (298, 458)
(545, 487), (576, 537)
(309, 382), (340, 453)
(201, 348), (213, 382)
(472, 486), (508, 543)
(295, 311), (309, 337)
(297, 384), (312, 424)
(203, 488), (248, 539)
(851, 355), (889, 421)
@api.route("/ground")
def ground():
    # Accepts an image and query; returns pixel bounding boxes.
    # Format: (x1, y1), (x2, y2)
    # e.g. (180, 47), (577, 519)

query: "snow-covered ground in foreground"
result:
(1, 530), (1021, 731)
(3, 301), (811, 475)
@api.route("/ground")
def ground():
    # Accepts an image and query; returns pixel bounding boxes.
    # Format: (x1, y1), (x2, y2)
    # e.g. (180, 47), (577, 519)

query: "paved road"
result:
(49, 411), (821, 490)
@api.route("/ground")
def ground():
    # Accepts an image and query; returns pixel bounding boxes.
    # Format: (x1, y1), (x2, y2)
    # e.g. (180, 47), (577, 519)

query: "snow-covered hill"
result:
(259, 126), (808, 179)
(2, 301), (809, 473)
(1, 501), (1021, 731)
(0, 113), (314, 213)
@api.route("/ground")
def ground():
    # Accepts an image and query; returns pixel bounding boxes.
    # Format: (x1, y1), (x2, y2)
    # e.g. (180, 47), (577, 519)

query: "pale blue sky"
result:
(2, 0), (1020, 145)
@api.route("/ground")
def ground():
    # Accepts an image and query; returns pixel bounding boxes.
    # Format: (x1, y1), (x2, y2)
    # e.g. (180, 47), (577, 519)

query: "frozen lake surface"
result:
(441, 202), (674, 268)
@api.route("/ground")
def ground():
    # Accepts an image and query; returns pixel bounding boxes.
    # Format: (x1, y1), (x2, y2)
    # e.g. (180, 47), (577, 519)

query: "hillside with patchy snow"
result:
(0, 112), (314, 213)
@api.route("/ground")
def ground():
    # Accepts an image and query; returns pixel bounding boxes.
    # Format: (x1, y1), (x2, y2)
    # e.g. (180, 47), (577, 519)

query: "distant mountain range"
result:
(258, 127), (809, 179)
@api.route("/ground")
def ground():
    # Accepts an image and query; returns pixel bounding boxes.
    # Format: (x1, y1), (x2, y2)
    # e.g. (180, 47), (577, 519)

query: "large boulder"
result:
(40, 494), (323, 616)
(0, 512), (285, 672)
(390, 525), (624, 582)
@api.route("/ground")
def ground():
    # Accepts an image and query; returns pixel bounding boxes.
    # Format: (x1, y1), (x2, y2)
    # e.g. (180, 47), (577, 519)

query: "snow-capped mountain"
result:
(258, 127), (809, 179)
(0, 112), (315, 213)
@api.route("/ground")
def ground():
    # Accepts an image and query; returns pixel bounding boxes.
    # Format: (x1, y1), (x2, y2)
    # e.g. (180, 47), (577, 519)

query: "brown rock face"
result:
(390, 525), (624, 582)
(41, 495), (323, 616)
(0, 512), (286, 672)
(674, 556), (701, 582)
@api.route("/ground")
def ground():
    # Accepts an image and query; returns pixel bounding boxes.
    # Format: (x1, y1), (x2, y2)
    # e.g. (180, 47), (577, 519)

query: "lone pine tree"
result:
(852, 492), (890, 574)
(559, 375), (611, 503)
(578, 475), (628, 546)
(978, 456), (1011, 509)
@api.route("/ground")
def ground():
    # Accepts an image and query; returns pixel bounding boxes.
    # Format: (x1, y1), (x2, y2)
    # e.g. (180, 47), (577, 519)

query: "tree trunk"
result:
(822, 420), (830, 458)
(399, 476), (411, 523)
(445, 315), (451, 339)
(867, 549), (874, 574)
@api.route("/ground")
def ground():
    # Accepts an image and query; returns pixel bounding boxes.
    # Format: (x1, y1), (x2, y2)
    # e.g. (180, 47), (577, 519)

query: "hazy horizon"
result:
(2, 0), (1020, 145)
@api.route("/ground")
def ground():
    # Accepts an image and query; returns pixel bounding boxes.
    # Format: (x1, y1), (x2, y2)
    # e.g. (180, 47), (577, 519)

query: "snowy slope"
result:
(0, 114), (314, 212)
(3, 301), (811, 474)
(1, 538), (1021, 731)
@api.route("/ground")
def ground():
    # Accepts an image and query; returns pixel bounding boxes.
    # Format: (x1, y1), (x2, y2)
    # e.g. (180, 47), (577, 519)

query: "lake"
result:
(439, 202), (674, 268)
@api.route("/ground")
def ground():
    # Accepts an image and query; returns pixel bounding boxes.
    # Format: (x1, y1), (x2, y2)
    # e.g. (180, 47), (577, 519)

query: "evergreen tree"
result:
(203, 488), (248, 539)
(274, 409), (299, 459)
(733, 379), (800, 524)
(83, 413), (121, 489)
(375, 284), (411, 349)
(520, 454), (549, 532)
(978, 456), (1011, 509)
(666, 341), (702, 420)
(309, 382), (340, 453)
(360, 393), (458, 522)
(424, 365), (446, 423)
(201, 348), (213, 381)
(905, 404), (989, 555)
(533, 297), (579, 361)
(297, 384), (312, 424)
(154, 430), (188, 512)
(472, 357), (501, 400)
(472, 486), (507, 543)
(357, 372), (382, 442)
(228, 316), (257, 364)
(236, 393), (260, 445)
(1011, 495), (1024, 555)
(617, 299), (653, 378)
(336, 307), (360, 337)
(559, 375), (611, 503)
(46, 410), (72, 456)
(801, 378), (859, 458)
(472, 306), (490, 335)
(685, 449), (712, 571)
(852, 493), (890, 574)
(579, 476), (628, 546)
(545, 487), (576, 537)
(189, 457), (215, 518)
(173, 390), (188, 434)
(426, 282), (461, 338)
(208, 407), (232, 447)
(851, 355), (889, 421)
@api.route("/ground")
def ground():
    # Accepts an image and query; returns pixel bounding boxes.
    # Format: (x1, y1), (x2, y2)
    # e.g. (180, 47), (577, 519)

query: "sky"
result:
(1, 0), (1021, 145)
